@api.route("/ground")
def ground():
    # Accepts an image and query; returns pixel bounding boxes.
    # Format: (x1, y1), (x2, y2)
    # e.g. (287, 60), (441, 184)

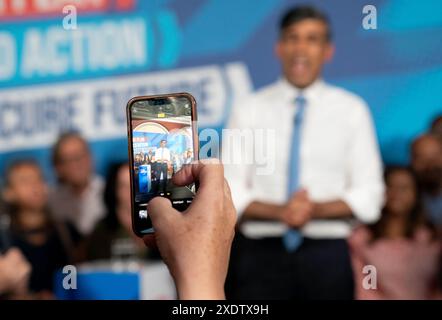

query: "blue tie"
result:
(283, 95), (307, 252)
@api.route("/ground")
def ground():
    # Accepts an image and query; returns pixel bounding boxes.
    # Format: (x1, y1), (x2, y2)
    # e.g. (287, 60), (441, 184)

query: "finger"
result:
(297, 202), (311, 215)
(173, 159), (225, 213)
(291, 213), (303, 224)
(5, 248), (23, 263)
(148, 196), (178, 231)
(223, 179), (233, 203)
(291, 217), (305, 228)
(295, 189), (308, 199)
(288, 190), (305, 203)
(142, 234), (157, 249)
(223, 179), (237, 226)
(172, 159), (223, 190)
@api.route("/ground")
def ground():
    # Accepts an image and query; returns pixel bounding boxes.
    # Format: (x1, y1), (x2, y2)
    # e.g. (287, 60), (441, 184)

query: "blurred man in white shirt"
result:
(49, 133), (105, 239)
(154, 139), (171, 194)
(224, 6), (384, 299)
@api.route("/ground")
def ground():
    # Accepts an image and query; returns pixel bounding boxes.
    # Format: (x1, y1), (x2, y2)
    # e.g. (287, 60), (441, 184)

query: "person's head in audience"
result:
(2, 160), (50, 243)
(86, 162), (149, 261)
(52, 132), (93, 194)
(2, 160), (69, 296)
(430, 115), (442, 140)
(411, 134), (442, 196)
(276, 5), (334, 89)
(370, 166), (435, 240)
(103, 162), (132, 234)
(134, 154), (140, 164)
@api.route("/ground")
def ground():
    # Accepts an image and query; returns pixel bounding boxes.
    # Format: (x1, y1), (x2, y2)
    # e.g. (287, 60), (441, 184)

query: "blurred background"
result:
(0, 0), (441, 300)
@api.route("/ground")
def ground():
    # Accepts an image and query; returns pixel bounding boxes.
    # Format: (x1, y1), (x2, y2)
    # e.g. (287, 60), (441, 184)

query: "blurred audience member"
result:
(183, 149), (193, 165)
(142, 151), (154, 164)
(0, 248), (32, 299)
(134, 154), (142, 166)
(49, 132), (105, 238)
(411, 134), (442, 231)
(86, 162), (158, 261)
(430, 115), (442, 140)
(349, 166), (440, 299)
(2, 160), (70, 297)
(146, 150), (154, 164)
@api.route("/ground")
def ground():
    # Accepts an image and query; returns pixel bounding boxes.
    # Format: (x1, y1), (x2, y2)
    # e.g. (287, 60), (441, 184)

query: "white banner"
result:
(0, 62), (252, 152)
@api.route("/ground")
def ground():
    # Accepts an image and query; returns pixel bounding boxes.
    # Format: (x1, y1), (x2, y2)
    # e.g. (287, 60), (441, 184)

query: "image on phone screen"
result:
(127, 94), (197, 235)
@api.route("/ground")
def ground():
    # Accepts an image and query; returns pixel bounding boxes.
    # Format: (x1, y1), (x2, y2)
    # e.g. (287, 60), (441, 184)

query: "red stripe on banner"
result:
(115, 0), (135, 11)
(0, 0), (113, 19)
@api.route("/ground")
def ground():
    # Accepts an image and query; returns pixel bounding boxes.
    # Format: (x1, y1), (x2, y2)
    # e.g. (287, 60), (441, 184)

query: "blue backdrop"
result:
(0, 0), (441, 181)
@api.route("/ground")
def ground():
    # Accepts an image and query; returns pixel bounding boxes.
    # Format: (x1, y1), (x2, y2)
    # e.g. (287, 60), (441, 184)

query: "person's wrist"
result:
(277, 204), (289, 222)
(0, 272), (14, 292)
(176, 275), (225, 300)
(311, 202), (320, 219)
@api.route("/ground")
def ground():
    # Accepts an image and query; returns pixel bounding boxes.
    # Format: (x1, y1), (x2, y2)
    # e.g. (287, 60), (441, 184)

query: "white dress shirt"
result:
(154, 147), (171, 162)
(223, 78), (385, 239)
(49, 175), (106, 236)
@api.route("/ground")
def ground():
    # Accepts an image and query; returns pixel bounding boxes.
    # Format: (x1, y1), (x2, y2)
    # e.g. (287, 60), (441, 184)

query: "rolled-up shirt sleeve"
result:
(341, 100), (385, 223)
(223, 99), (255, 217)
(225, 164), (255, 217)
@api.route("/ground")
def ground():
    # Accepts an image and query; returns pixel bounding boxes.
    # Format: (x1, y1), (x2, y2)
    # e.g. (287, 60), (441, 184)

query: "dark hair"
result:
(279, 5), (331, 41)
(52, 131), (89, 166)
(3, 159), (41, 187)
(3, 160), (41, 220)
(2, 159), (52, 232)
(430, 115), (442, 131)
(411, 133), (441, 157)
(369, 165), (436, 240)
(103, 162), (129, 231)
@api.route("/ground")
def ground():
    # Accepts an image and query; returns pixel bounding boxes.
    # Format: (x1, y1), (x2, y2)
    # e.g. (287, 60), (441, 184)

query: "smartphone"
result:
(126, 93), (199, 236)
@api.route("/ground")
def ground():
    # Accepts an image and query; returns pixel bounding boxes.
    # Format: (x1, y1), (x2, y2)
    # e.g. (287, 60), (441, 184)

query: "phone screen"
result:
(127, 93), (198, 235)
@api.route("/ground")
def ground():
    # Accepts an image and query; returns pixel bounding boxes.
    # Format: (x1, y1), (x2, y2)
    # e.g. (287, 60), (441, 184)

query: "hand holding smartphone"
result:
(142, 160), (237, 299)
(126, 93), (199, 236)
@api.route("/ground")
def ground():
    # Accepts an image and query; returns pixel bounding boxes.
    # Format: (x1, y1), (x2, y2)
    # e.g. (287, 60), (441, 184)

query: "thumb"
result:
(5, 248), (24, 263)
(296, 188), (308, 198)
(143, 197), (178, 249)
(148, 196), (178, 231)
